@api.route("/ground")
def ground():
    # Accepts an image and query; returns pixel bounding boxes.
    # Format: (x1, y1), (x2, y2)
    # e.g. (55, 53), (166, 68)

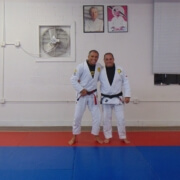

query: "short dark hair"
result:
(104, 52), (114, 59)
(89, 50), (99, 56)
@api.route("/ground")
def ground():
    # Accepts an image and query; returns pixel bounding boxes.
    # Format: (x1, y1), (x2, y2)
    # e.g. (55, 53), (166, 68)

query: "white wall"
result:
(0, 0), (180, 127)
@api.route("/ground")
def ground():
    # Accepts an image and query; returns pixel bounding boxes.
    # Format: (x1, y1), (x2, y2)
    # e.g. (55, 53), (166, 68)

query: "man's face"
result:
(104, 54), (114, 67)
(90, 8), (98, 20)
(88, 52), (99, 65)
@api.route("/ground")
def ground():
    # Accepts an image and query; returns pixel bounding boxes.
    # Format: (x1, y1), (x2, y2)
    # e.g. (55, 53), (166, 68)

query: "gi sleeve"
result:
(70, 63), (84, 93)
(122, 70), (131, 97)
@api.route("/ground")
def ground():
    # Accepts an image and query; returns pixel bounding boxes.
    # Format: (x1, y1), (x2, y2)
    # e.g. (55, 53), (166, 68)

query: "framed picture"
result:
(107, 5), (128, 33)
(83, 5), (104, 33)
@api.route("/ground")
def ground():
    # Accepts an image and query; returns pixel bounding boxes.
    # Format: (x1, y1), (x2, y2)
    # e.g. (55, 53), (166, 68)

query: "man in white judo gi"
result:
(68, 50), (103, 145)
(99, 52), (131, 144)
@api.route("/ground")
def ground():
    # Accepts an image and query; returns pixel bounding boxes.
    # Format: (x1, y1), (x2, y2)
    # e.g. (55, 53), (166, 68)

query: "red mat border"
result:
(0, 131), (180, 146)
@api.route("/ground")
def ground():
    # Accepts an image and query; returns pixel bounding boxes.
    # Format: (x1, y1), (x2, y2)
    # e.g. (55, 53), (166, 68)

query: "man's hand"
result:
(80, 89), (87, 96)
(124, 97), (130, 104)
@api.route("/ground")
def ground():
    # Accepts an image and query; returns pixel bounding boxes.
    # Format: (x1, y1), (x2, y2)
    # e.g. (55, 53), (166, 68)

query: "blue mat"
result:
(0, 146), (180, 180)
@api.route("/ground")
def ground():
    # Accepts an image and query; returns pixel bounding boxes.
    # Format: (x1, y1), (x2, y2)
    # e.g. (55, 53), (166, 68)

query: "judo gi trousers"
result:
(102, 104), (126, 139)
(72, 94), (101, 135)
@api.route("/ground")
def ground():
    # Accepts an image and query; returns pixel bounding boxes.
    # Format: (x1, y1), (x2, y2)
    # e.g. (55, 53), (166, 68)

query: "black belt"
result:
(87, 89), (97, 95)
(101, 92), (123, 99)
(100, 92), (123, 104)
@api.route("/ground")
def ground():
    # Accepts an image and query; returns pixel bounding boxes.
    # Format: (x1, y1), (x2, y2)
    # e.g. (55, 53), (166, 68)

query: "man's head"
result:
(104, 53), (115, 67)
(87, 50), (99, 65)
(89, 7), (99, 21)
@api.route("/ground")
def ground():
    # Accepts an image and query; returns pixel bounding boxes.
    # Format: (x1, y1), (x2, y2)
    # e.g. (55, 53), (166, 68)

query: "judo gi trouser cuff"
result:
(120, 136), (127, 140)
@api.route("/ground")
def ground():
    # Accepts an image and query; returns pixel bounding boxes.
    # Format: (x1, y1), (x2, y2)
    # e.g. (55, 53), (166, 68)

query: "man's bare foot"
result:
(95, 136), (103, 144)
(68, 136), (77, 145)
(104, 138), (110, 144)
(121, 139), (130, 144)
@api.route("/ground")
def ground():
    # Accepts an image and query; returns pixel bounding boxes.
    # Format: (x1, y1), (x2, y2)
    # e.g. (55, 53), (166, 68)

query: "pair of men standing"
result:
(69, 50), (131, 145)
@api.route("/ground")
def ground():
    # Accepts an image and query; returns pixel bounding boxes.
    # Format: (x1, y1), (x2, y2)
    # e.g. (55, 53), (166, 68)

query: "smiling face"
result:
(104, 53), (115, 67)
(87, 51), (99, 65)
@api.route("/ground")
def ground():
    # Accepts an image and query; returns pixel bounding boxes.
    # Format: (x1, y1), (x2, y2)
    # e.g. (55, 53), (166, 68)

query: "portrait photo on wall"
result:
(107, 5), (128, 33)
(83, 5), (104, 33)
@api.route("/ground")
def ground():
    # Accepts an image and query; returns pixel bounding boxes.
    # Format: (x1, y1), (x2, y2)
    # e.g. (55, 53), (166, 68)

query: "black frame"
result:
(83, 5), (104, 33)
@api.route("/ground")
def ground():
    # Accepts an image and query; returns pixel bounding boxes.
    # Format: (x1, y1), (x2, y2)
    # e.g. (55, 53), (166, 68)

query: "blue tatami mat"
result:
(0, 146), (180, 180)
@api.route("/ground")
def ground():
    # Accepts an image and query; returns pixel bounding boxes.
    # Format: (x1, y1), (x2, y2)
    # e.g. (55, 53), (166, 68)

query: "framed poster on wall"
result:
(83, 5), (104, 33)
(107, 5), (128, 33)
